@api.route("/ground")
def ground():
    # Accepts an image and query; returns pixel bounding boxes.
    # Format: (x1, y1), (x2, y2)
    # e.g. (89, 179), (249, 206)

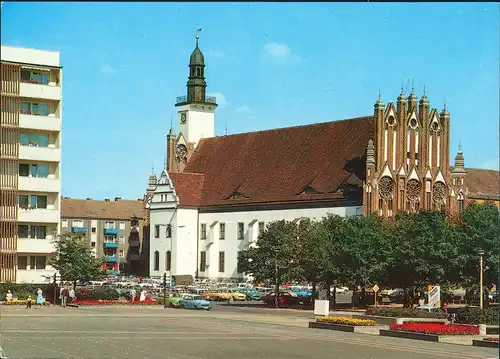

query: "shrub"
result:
(484, 337), (499, 342)
(316, 316), (376, 326)
(75, 287), (119, 300)
(366, 307), (448, 319)
(455, 307), (499, 325)
(389, 323), (479, 335)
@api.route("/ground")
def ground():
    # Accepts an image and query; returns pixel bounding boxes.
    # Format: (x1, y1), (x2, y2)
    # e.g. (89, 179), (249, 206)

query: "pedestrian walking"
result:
(26, 295), (32, 309)
(62, 287), (68, 307)
(35, 288), (45, 308)
(130, 288), (137, 303)
(69, 287), (75, 303)
(5, 290), (13, 302)
(139, 289), (146, 302)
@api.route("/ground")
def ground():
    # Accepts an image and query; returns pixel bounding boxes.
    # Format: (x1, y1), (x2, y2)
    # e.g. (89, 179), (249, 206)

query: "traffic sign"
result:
(372, 284), (380, 293)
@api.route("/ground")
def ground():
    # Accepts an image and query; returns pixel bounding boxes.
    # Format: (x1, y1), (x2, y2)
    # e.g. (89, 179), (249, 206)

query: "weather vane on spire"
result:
(196, 28), (202, 46)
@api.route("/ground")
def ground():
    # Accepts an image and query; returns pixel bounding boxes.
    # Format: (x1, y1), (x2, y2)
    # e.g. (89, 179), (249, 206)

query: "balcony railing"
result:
(72, 227), (88, 233)
(104, 228), (119, 235)
(105, 256), (118, 263)
(176, 95), (217, 105)
(104, 242), (119, 248)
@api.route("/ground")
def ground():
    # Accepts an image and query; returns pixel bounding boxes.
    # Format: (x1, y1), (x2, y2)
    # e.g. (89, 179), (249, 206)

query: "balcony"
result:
(105, 256), (118, 263)
(19, 145), (61, 163)
(103, 242), (119, 248)
(19, 208), (59, 224)
(20, 82), (62, 101)
(175, 95), (217, 105)
(19, 113), (60, 132)
(105, 270), (120, 276)
(104, 228), (119, 235)
(16, 269), (55, 284)
(72, 227), (88, 233)
(18, 176), (60, 193)
(17, 238), (55, 253)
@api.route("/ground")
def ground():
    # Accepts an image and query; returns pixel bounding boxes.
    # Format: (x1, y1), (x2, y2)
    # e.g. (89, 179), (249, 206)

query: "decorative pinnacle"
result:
(423, 85), (426, 96)
(411, 79), (415, 93)
(152, 164), (155, 174)
(444, 98), (447, 110)
(378, 88), (381, 100)
(458, 140), (462, 152)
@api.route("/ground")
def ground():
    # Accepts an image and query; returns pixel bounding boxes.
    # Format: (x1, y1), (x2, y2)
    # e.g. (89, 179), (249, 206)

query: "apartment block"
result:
(61, 197), (145, 276)
(1, 46), (62, 284)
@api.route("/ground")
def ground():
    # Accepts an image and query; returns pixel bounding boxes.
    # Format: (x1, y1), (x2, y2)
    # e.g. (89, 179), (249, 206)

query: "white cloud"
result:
(262, 42), (302, 63)
(101, 65), (117, 75)
(235, 105), (252, 114)
(207, 92), (230, 109)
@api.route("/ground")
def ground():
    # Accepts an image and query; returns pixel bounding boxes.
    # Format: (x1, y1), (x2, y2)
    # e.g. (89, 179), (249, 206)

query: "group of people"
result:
(3, 288), (46, 309)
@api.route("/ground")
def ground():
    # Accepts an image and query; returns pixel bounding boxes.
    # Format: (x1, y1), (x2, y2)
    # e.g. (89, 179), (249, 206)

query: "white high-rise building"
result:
(1, 46), (62, 283)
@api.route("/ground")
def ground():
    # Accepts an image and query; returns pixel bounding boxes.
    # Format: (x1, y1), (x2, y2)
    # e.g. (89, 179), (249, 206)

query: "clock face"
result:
(180, 113), (187, 124)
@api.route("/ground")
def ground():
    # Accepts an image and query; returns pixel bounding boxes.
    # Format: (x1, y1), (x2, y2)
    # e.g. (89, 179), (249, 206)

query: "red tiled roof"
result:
(465, 168), (500, 200)
(168, 172), (205, 208)
(61, 198), (144, 220)
(182, 116), (375, 208)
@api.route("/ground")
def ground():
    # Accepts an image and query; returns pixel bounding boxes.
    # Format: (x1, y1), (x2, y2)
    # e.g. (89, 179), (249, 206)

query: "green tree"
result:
(383, 210), (461, 306)
(50, 232), (105, 289)
(454, 202), (500, 294)
(237, 220), (302, 306)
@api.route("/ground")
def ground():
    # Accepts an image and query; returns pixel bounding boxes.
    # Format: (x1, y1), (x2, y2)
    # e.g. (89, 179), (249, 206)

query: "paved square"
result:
(0, 306), (497, 359)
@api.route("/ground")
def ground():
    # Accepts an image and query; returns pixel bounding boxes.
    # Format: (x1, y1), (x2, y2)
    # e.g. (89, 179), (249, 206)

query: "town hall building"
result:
(145, 34), (499, 281)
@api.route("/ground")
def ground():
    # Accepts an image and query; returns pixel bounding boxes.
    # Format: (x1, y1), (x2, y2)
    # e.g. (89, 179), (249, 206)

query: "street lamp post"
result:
(163, 270), (167, 309)
(478, 249), (485, 310)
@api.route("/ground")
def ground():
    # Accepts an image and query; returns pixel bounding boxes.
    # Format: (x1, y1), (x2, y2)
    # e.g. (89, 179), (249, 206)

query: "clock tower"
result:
(174, 30), (217, 153)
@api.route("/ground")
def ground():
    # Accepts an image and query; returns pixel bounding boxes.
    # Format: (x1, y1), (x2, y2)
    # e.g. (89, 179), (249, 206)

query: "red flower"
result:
(389, 323), (479, 335)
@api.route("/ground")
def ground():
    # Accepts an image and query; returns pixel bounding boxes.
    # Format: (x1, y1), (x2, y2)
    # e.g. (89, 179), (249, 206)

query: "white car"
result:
(335, 287), (349, 294)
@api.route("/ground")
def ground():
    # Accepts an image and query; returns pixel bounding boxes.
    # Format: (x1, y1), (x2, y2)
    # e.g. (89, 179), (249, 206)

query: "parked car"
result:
(262, 291), (301, 307)
(238, 288), (262, 301)
(165, 294), (188, 308)
(178, 294), (212, 310)
(229, 290), (247, 301)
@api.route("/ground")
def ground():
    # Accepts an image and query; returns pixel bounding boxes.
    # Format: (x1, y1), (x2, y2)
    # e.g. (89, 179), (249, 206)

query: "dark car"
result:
(262, 291), (301, 307)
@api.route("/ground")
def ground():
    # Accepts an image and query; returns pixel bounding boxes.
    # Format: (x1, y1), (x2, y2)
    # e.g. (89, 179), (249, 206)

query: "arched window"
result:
(166, 251), (171, 271)
(154, 251), (159, 271)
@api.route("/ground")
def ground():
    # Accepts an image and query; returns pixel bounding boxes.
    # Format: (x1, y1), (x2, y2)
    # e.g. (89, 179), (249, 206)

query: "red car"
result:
(262, 291), (301, 307)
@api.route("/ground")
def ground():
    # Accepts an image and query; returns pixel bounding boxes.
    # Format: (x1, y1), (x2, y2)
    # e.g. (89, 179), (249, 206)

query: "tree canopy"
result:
(237, 202), (499, 306)
(50, 231), (104, 287)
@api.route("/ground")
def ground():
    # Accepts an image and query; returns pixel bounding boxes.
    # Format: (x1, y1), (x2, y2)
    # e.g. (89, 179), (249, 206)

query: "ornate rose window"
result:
(432, 182), (446, 205)
(378, 176), (394, 200)
(406, 179), (421, 202)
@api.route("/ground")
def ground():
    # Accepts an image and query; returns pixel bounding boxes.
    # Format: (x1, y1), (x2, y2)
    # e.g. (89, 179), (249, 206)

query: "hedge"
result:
(1, 299), (51, 306)
(75, 287), (119, 300)
(366, 307), (448, 319)
(0, 283), (54, 301)
(455, 307), (499, 325)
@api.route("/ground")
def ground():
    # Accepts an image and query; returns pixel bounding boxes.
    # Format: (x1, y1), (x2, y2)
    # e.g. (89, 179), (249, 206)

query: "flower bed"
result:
(75, 287), (119, 300)
(389, 323), (479, 335)
(1, 300), (50, 306)
(74, 299), (158, 306)
(484, 337), (499, 342)
(316, 316), (376, 326)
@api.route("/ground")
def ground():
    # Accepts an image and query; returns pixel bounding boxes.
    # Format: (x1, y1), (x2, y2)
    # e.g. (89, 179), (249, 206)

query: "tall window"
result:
(20, 102), (49, 116)
(19, 164), (49, 178)
(20, 133), (49, 147)
(18, 256), (28, 270)
(21, 70), (50, 85)
(200, 251), (206, 272)
(72, 219), (84, 228)
(218, 251), (225, 273)
(154, 251), (159, 271)
(18, 195), (29, 209)
(458, 199), (465, 215)
(154, 224), (160, 238)
(119, 221), (125, 230)
(219, 223), (225, 240)
(166, 251), (171, 271)
(105, 221), (115, 229)
(23, 195), (47, 209)
(200, 223), (207, 240)
(237, 222), (244, 240)
(18, 225), (29, 238)
(258, 222), (265, 237)
(166, 224), (172, 238)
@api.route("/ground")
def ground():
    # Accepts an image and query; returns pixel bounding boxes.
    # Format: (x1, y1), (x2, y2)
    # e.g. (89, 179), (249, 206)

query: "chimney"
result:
(114, 197), (121, 201)
(86, 197), (92, 200)
(104, 198), (110, 202)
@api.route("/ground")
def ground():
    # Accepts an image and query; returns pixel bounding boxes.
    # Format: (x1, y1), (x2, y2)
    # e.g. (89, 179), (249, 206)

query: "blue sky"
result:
(1, 2), (499, 200)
